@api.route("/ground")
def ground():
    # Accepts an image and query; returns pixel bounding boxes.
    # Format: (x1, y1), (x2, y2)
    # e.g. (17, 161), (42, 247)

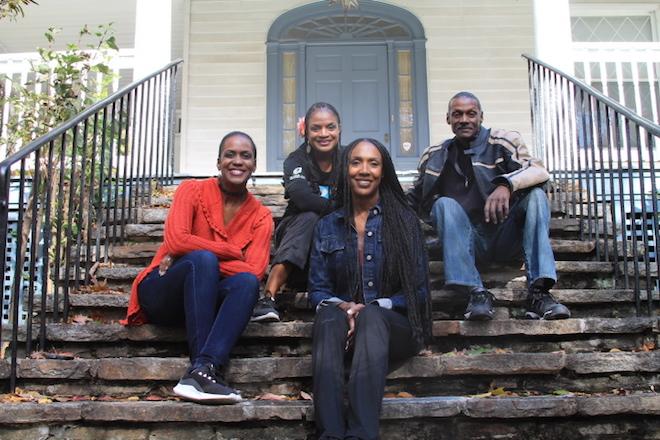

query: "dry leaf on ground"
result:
(70, 314), (93, 325)
(299, 390), (312, 401)
(255, 393), (291, 401)
(0, 341), (9, 359)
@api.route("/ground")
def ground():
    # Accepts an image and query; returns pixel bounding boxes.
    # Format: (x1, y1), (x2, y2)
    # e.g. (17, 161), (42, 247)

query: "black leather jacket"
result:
(407, 127), (549, 222)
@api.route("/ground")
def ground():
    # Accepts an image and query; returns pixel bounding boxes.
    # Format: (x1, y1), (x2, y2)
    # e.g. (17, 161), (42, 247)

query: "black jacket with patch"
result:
(407, 127), (549, 222)
(282, 143), (341, 218)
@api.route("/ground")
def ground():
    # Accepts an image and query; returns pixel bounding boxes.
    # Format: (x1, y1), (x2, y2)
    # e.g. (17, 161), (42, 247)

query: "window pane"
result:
(283, 103), (296, 131)
(397, 49), (415, 156)
(283, 78), (296, 103)
(571, 16), (653, 42)
(283, 130), (296, 156)
(283, 52), (296, 77)
(397, 51), (411, 75)
(282, 52), (297, 153)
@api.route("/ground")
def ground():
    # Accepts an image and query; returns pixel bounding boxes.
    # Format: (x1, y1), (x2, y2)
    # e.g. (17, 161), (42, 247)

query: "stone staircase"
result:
(0, 184), (658, 439)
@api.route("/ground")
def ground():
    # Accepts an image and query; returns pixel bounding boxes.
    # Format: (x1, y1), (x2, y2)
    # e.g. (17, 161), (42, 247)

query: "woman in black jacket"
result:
(251, 102), (342, 322)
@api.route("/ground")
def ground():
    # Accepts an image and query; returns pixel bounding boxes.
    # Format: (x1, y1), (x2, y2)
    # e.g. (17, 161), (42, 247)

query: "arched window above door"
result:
(281, 15), (412, 41)
(266, 1), (429, 171)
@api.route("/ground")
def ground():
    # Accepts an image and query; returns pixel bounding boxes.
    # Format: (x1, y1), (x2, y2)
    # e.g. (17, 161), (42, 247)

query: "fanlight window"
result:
(281, 15), (411, 41)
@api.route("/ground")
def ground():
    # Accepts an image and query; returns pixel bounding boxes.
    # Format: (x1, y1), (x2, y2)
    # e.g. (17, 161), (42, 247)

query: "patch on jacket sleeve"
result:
(290, 166), (306, 180)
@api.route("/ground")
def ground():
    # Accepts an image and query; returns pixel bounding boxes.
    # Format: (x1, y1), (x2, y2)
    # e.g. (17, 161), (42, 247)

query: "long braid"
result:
(336, 139), (433, 347)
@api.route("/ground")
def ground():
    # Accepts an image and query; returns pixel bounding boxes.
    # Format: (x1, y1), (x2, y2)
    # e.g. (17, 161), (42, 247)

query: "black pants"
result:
(312, 304), (418, 440)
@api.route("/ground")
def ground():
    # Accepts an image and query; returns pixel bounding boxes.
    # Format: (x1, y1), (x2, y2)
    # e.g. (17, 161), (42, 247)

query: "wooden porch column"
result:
(133, 0), (172, 80)
(533, 0), (574, 74)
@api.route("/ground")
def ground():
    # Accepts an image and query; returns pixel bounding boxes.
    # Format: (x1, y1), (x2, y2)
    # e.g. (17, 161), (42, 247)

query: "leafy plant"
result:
(0, 0), (38, 21)
(1, 24), (118, 154)
(0, 24), (119, 323)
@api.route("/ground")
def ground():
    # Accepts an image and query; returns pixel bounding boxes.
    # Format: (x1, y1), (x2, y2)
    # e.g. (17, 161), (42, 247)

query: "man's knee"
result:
(432, 197), (462, 216)
(522, 187), (549, 208)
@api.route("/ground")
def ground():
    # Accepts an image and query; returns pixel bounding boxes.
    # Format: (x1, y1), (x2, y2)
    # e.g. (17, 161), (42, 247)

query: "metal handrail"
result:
(524, 53), (658, 317)
(0, 58), (183, 392)
(0, 59), (183, 170)
(522, 54), (660, 135)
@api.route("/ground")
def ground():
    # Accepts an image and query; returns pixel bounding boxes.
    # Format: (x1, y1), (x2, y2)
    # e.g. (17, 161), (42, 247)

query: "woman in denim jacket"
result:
(309, 138), (433, 440)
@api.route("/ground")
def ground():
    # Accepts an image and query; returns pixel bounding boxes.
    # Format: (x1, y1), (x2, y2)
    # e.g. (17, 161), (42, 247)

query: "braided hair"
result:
(336, 138), (433, 348)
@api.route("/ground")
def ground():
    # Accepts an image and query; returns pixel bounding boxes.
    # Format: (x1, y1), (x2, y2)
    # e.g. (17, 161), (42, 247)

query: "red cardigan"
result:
(123, 177), (273, 325)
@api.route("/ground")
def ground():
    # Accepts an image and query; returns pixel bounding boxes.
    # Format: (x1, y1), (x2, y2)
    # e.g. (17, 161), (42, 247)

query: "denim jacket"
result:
(308, 204), (429, 312)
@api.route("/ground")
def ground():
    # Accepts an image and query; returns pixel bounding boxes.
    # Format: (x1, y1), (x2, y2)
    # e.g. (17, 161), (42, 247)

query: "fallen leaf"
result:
(38, 398), (53, 404)
(30, 351), (47, 360)
(552, 389), (572, 396)
(396, 392), (414, 398)
(127, 396), (140, 401)
(417, 349), (433, 357)
(255, 393), (289, 401)
(44, 351), (75, 360)
(0, 342), (9, 359)
(490, 387), (506, 396)
(609, 348), (621, 352)
(299, 390), (312, 401)
(70, 314), (93, 325)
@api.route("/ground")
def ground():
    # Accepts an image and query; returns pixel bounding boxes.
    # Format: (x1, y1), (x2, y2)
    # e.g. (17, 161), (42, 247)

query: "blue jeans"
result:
(430, 188), (557, 290)
(137, 250), (259, 368)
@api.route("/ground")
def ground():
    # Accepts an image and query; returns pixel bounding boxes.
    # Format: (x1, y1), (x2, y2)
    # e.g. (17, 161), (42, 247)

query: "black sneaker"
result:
(464, 288), (495, 321)
(525, 286), (571, 320)
(251, 296), (280, 322)
(173, 363), (242, 404)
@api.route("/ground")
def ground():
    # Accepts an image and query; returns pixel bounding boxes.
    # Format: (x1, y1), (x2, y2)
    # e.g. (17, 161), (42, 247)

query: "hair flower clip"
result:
(297, 117), (306, 138)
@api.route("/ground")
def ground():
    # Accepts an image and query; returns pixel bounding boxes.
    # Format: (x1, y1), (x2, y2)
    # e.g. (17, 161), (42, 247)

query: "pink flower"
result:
(297, 117), (306, 138)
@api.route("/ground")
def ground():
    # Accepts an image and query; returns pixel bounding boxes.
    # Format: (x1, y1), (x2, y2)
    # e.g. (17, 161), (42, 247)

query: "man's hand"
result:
(338, 301), (366, 351)
(484, 185), (511, 224)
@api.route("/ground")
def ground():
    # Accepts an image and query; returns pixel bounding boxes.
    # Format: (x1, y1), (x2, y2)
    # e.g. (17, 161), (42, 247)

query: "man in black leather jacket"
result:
(408, 91), (570, 321)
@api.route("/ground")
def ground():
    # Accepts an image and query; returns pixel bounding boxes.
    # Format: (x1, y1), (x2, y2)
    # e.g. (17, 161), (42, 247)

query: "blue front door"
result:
(306, 44), (390, 149)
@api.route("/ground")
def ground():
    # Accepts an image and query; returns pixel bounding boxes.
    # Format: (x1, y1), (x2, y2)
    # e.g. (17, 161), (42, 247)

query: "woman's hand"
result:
(158, 254), (173, 276)
(338, 301), (365, 351)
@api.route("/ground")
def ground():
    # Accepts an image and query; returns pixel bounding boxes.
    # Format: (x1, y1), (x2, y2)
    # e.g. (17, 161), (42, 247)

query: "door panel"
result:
(306, 45), (390, 148)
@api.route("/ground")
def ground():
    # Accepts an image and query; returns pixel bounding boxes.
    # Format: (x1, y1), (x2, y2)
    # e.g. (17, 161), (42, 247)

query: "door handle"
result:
(384, 133), (390, 144)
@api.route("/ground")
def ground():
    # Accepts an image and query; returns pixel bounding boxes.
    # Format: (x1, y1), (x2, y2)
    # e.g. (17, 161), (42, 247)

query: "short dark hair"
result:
(448, 91), (482, 112)
(218, 131), (257, 160)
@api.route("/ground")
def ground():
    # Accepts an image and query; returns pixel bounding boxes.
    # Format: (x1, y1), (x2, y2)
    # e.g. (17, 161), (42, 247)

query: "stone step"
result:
(94, 260), (618, 285)
(0, 394), (657, 440)
(31, 318), (656, 345)
(107, 238), (614, 265)
(8, 353), (659, 400)
(5, 352), (657, 384)
(65, 289), (643, 312)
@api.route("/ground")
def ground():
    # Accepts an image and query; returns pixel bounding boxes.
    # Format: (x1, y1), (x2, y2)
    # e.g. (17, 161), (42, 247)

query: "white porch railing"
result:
(0, 49), (135, 157)
(572, 42), (660, 123)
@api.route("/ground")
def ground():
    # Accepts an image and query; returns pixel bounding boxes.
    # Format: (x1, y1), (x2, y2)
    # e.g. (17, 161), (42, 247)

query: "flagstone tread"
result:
(95, 260), (617, 282)
(4, 352), (657, 383)
(37, 318), (656, 343)
(67, 289), (641, 311)
(0, 394), (656, 425)
(109, 239), (603, 263)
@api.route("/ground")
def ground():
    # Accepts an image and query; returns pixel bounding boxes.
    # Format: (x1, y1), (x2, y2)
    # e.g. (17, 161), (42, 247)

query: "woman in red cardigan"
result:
(123, 131), (273, 404)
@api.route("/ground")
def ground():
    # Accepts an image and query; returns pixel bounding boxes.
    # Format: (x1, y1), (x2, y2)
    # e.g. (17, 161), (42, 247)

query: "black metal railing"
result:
(0, 59), (182, 392)
(524, 54), (660, 317)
